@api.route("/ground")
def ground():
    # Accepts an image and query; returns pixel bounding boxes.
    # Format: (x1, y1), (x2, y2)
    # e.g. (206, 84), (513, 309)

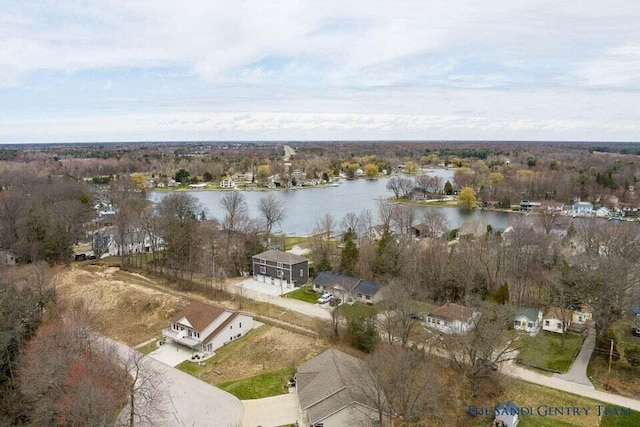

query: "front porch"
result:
(162, 327), (203, 351)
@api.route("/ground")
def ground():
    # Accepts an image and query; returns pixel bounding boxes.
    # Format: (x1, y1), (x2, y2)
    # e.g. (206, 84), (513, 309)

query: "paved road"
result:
(108, 338), (244, 427)
(233, 279), (332, 321)
(242, 392), (301, 427)
(553, 326), (595, 388)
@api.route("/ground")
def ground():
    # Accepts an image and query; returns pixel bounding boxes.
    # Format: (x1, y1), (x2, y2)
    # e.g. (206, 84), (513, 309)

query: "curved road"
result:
(108, 338), (244, 427)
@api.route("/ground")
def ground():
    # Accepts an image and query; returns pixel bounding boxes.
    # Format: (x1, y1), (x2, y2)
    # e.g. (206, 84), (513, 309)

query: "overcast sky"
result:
(1, 1), (639, 143)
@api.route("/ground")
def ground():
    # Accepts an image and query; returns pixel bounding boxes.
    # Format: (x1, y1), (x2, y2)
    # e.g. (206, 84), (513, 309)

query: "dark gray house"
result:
(312, 272), (382, 304)
(252, 250), (309, 289)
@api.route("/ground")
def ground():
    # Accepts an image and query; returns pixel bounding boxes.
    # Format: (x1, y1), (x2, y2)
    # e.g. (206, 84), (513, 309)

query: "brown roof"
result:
(252, 249), (308, 265)
(202, 312), (240, 344)
(428, 303), (475, 322)
(170, 302), (227, 332)
(544, 307), (572, 322)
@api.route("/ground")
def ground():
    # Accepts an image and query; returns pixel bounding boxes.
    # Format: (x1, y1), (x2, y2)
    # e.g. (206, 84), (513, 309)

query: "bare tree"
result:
(391, 204), (415, 235)
(441, 301), (520, 397)
(341, 211), (361, 236)
(386, 176), (413, 199)
(221, 191), (248, 237)
(119, 349), (167, 427)
(258, 194), (286, 239)
(421, 209), (449, 238)
(379, 281), (420, 347)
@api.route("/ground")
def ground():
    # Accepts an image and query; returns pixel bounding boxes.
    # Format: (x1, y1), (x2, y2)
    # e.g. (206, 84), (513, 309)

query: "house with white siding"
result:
(426, 303), (477, 335)
(162, 302), (253, 353)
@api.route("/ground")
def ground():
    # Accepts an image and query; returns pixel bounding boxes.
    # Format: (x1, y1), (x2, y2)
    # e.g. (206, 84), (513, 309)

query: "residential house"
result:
(514, 307), (542, 333)
(409, 223), (432, 238)
(188, 183), (207, 189)
(571, 201), (594, 216)
(220, 178), (235, 188)
(162, 302), (253, 353)
(107, 229), (163, 257)
(458, 220), (487, 240)
(542, 308), (572, 333)
(252, 250), (309, 290)
(426, 303), (477, 335)
(367, 225), (387, 241)
(493, 401), (520, 427)
(519, 200), (542, 212)
(296, 349), (390, 427)
(0, 250), (17, 266)
(595, 207), (610, 218)
(622, 206), (640, 218)
(572, 308), (592, 325)
(312, 272), (382, 304)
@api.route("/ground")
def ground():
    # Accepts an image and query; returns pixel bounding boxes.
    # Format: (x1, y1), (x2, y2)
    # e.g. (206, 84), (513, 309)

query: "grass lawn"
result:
(518, 332), (583, 373)
(599, 407), (640, 426)
(217, 367), (292, 400)
(285, 285), (319, 304)
(339, 302), (377, 318)
(137, 339), (160, 355)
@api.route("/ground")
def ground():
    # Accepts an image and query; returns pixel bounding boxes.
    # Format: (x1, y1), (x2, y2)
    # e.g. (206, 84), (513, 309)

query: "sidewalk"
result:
(553, 326), (595, 388)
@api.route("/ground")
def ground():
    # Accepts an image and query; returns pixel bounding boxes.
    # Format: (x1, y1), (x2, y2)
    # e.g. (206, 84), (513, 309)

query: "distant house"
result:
(252, 250), (309, 289)
(0, 250), (17, 266)
(108, 229), (163, 256)
(571, 201), (593, 216)
(542, 307), (572, 333)
(595, 207), (610, 218)
(519, 200), (541, 212)
(409, 223), (432, 238)
(514, 307), (542, 333)
(426, 303), (477, 335)
(572, 308), (592, 325)
(493, 401), (520, 427)
(296, 349), (390, 427)
(622, 206), (640, 218)
(367, 225), (387, 241)
(458, 220), (487, 240)
(312, 272), (382, 304)
(162, 302), (253, 353)
(188, 183), (207, 189)
(220, 178), (235, 188)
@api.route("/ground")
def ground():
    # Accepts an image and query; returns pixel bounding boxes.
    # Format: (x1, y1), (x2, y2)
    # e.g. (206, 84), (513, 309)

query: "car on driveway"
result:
(317, 293), (333, 304)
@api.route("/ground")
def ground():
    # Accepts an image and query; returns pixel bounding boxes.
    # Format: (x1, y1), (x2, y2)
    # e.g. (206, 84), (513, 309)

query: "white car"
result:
(317, 293), (333, 304)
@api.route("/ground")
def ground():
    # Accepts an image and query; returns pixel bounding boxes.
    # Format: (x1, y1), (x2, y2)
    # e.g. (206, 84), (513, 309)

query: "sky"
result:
(1, 1), (639, 143)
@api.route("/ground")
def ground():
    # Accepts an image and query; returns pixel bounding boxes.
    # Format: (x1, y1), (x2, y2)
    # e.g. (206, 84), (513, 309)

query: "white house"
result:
(162, 302), (254, 353)
(514, 307), (542, 333)
(572, 308), (592, 325)
(220, 178), (235, 188)
(107, 229), (164, 257)
(426, 303), (476, 335)
(595, 207), (610, 218)
(493, 401), (520, 427)
(0, 250), (17, 266)
(188, 183), (207, 189)
(542, 307), (572, 333)
(571, 201), (594, 216)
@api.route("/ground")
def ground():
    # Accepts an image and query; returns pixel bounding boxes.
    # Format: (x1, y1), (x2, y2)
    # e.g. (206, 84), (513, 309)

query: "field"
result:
(56, 265), (186, 346)
(177, 324), (327, 388)
(518, 332), (584, 373)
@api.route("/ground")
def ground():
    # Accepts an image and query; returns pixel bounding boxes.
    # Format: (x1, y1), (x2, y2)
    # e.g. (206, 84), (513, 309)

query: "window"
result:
(239, 322), (242, 328)
(260, 259), (266, 264)
(358, 293), (363, 298)
(230, 325), (233, 330)
(365, 295), (371, 300)
(277, 262), (283, 268)
(514, 321), (519, 328)
(300, 269), (303, 277)
(544, 320), (550, 326)
(277, 269), (284, 277)
(259, 266), (266, 274)
(528, 322), (533, 328)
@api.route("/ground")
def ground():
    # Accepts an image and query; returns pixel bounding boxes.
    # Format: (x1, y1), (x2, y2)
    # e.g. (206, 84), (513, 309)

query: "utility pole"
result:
(606, 339), (614, 390)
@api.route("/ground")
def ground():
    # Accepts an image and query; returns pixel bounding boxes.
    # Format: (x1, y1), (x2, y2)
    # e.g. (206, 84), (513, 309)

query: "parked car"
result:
(409, 312), (424, 321)
(317, 293), (333, 304)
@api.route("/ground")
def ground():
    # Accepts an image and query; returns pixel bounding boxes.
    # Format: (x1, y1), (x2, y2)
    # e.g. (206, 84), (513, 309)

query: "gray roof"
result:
(515, 307), (541, 322)
(312, 272), (380, 297)
(252, 249), (308, 265)
(495, 400), (519, 416)
(297, 349), (382, 425)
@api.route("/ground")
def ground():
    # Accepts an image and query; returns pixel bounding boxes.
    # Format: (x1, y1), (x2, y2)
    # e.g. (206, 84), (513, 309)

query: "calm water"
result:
(149, 170), (514, 236)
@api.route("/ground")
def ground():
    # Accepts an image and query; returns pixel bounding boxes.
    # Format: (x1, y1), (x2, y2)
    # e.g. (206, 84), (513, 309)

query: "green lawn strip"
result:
(339, 302), (377, 319)
(518, 332), (583, 373)
(518, 417), (576, 427)
(599, 406), (640, 426)
(284, 285), (319, 304)
(176, 326), (270, 381)
(137, 340), (159, 355)
(217, 367), (292, 400)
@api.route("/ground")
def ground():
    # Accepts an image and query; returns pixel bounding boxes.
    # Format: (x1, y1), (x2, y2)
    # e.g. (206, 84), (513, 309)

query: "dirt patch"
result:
(208, 325), (327, 384)
(56, 265), (186, 346)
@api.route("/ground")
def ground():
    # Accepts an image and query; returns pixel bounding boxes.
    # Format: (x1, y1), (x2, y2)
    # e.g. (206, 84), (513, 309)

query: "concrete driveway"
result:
(108, 338), (244, 427)
(242, 392), (301, 427)
(148, 340), (196, 367)
(553, 326), (596, 388)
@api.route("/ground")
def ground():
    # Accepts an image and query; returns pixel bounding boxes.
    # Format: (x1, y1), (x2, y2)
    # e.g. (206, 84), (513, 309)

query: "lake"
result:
(149, 170), (515, 236)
